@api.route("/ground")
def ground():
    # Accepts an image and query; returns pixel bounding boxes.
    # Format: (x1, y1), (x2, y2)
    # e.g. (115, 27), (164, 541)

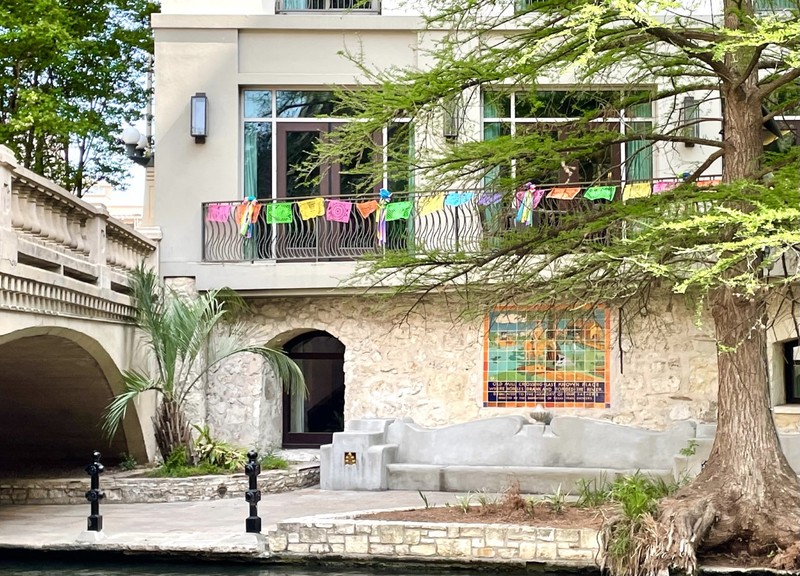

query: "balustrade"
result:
(0, 147), (157, 292)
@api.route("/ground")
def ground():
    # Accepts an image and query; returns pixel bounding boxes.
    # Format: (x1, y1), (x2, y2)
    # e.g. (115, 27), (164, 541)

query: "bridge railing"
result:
(0, 146), (158, 301)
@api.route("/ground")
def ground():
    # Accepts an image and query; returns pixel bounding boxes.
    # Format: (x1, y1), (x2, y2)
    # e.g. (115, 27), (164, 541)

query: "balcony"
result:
(201, 178), (720, 264)
(275, 0), (381, 13)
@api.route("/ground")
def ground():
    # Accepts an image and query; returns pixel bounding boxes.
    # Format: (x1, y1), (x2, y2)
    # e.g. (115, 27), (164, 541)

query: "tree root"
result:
(600, 497), (716, 576)
(600, 487), (800, 575)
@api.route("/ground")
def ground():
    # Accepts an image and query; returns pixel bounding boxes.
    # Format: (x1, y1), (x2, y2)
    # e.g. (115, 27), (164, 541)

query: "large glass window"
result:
(482, 89), (654, 185)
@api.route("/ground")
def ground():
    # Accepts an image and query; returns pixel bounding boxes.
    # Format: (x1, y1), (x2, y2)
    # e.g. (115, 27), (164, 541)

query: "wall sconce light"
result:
(443, 94), (464, 141)
(191, 92), (208, 143)
(681, 96), (700, 147)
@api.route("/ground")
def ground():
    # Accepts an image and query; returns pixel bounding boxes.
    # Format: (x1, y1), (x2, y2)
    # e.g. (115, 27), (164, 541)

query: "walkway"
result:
(0, 487), (454, 557)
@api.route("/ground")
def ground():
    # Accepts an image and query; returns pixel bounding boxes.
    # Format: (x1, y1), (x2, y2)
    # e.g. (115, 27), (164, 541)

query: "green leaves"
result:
(0, 0), (157, 195)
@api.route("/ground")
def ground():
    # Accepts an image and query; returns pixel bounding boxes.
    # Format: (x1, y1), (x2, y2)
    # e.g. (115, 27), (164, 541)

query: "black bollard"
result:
(244, 450), (261, 533)
(84, 451), (105, 531)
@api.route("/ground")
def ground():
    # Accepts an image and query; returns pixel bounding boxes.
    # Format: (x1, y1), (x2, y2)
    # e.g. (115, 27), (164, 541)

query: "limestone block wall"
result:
(269, 515), (600, 565)
(202, 292), (731, 450)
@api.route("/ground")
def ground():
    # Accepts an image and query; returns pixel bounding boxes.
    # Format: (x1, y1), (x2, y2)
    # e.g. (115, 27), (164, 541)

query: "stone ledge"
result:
(0, 465), (319, 504)
(268, 511), (600, 567)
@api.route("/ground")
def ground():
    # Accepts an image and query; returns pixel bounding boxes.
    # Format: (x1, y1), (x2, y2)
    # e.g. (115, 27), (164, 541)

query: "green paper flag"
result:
(266, 203), (293, 224)
(584, 186), (616, 201)
(384, 201), (413, 221)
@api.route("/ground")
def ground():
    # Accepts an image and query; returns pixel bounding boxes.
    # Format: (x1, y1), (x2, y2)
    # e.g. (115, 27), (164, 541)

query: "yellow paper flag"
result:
(622, 182), (651, 201)
(297, 197), (324, 221)
(419, 193), (445, 216)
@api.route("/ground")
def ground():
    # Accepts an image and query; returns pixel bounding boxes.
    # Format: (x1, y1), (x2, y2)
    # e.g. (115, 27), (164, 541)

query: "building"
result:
(83, 181), (145, 229)
(150, 0), (800, 454)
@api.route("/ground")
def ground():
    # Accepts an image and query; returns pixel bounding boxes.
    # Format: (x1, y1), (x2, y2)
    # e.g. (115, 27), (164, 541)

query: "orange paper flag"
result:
(356, 200), (379, 219)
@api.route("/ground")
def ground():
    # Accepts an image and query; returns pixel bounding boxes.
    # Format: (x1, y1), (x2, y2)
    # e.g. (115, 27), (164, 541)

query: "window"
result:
(276, 0), (380, 12)
(754, 0), (795, 12)
(235, 89), (412, 260)
(784, 340), (800, 404)
(482, 88), (654, 186)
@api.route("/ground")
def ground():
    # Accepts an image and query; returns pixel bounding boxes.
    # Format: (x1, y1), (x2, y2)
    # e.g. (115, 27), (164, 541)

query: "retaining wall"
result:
(269, 512), (600, 566)
(0, 465), (319, 504)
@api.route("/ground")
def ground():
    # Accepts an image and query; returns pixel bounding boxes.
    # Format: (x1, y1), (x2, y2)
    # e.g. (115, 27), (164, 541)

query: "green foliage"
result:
(102, 265), (306, 461)
(679, 439), (699, 457)
(118, 452), (137, 471)
(193, 425), (247, 472)
(454, 492), (473, 513)
(418, 490), (432, 509)
(148, 445), (226, 478)
(545, 484), (569, 515)
(259, 449), (290, 471)
(0, 0), (159, 195)
(475, 489), (498, 509)
(576, 476), (612, 508)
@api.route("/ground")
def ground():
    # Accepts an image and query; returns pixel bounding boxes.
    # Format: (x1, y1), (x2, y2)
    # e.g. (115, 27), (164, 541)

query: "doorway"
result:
(275, 122), (381, 260)
(282, 330), (346, 447)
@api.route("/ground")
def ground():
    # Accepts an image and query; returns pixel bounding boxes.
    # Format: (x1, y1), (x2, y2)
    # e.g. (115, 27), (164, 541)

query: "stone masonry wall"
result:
(204, 292), (732, 451)
(0, 465), (319, 505)
(269, 515), (599, 565)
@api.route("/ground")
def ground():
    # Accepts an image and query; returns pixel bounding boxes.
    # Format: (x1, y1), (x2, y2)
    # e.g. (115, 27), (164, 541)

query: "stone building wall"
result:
(203, 292), (732, 449)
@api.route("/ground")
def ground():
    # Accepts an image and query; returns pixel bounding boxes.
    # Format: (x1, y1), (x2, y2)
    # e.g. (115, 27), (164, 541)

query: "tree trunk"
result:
(601, 36), (800, 573)
(153, 398), (196, 464)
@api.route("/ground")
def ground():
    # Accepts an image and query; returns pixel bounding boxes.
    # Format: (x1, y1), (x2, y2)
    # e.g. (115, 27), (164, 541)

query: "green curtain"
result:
(626, 121), (653, 182)
(243, 125), (258, 260)
(244, 125), (258, 199)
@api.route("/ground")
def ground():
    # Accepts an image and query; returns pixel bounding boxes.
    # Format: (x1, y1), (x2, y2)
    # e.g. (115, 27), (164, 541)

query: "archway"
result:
(0, 329), (146, 473)
(283, 330), (345, 448)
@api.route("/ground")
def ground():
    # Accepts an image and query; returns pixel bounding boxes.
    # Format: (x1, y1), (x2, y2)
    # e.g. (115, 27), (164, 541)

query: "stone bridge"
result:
(0, 147), (158, 472)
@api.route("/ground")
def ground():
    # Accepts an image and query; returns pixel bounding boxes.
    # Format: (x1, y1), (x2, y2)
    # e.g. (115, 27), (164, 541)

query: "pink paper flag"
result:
(326, 199), (353, 223)
(206, 203), (232, 222)
(653, 181), (677, 194)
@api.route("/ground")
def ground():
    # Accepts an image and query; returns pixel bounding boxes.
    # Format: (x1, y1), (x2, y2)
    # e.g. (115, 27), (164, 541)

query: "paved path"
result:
(0, 487), (457, 556)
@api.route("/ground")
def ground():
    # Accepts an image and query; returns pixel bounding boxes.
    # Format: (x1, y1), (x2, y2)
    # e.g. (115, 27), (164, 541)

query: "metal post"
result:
(84, 451), (105, 531)
(244, 450), (261, 533)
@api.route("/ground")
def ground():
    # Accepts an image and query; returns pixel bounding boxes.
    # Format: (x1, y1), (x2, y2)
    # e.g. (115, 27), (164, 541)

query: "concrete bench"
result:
(321, 415), (800, 492)
(321, 415), (694, 492)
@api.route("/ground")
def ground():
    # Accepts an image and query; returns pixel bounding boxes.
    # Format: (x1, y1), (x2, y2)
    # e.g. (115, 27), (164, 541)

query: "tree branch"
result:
(757, 67), (800, 100)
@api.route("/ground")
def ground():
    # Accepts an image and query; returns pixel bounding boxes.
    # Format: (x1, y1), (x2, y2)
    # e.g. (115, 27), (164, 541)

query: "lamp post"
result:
(121, 125), (154, 167)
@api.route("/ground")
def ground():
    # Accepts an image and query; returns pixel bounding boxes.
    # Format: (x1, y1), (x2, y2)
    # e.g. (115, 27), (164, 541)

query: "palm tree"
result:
(103, 266), (305, 462)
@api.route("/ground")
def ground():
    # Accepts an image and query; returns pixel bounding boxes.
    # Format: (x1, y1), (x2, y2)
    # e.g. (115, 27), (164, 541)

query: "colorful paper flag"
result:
(622, 182), (651, 201)
(356, 200), (379, 219)
(419, 193), (445, 216)
(384, 201), (413, 221)
(653, 181), (677, 194)
(583, 186), (616, 201)
(326, 199), (353, 223)
(206, 203), (232, 222)
(444, 192), (474, 207)
(297, 197), (324, 221)
(235, 201), (262, 237)
(696, 179), (721, 187)
(547, 187), (582, 200)
(477, 192), (502, 206)
(266, 202), (293, 224)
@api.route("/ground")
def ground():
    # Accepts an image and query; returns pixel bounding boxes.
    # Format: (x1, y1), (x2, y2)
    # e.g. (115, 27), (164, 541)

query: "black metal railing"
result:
(201, 178), (721, 263)
(276, 0), (380, 12)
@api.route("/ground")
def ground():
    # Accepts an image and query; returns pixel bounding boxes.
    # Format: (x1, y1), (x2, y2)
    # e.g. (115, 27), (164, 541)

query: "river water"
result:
(0, 561), (587, 576)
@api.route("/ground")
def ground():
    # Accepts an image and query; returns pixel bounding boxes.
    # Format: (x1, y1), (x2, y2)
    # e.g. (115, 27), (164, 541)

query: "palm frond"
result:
(102, 370), (160, 440)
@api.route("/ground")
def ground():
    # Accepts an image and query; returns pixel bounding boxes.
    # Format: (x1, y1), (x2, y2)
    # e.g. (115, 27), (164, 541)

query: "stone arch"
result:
(0, 326), (148, 471)
(266, 328), (347, 448)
